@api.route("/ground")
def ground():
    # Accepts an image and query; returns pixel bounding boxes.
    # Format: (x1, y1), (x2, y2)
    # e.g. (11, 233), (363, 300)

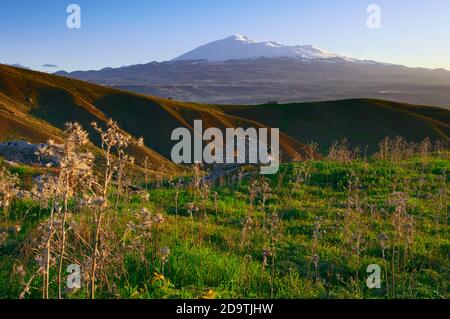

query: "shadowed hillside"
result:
(217, 99), (450, 153)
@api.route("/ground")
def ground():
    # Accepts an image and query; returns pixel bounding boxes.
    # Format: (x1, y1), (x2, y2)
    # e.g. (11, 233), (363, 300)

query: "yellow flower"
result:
(151, 272), (166, 284)
(201, 289), (216, 299)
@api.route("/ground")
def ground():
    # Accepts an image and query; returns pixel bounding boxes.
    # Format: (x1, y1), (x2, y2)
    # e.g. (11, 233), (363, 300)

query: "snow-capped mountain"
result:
(172, 34), (340, 61)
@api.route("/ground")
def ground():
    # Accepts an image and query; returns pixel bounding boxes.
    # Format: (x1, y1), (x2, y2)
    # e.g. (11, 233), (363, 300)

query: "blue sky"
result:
(1, 0), (449, 71)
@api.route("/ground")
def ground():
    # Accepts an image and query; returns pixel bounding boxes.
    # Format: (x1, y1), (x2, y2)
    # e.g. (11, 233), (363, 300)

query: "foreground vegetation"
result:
(0, 122), (448, 299)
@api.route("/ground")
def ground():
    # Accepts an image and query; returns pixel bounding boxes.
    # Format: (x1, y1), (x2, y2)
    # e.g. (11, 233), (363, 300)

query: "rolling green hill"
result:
(0, 64), (313, 164)
(0, 64), (448, 165)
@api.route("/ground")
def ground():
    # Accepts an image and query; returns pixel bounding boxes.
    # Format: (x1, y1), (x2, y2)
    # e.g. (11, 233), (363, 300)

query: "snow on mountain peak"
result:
(230, 34), (255, 43)
(173, 34), (342, 62)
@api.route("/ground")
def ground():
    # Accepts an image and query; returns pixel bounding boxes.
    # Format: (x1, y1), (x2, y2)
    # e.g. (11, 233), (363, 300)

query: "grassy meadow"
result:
(0, 121), (448, 299)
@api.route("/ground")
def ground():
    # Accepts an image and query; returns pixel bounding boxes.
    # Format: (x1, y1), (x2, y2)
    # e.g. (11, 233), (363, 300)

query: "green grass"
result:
(0, 154), (448, 299)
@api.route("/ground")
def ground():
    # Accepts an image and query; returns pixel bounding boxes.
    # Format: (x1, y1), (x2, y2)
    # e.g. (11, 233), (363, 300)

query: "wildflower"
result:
(151, 272), (166, 284)
(201, 289), (216, 299)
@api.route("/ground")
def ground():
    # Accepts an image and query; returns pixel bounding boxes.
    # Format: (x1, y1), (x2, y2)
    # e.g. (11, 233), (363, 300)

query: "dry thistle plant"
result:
(37, 122), (95, 298)
(249, 179), (259, 213)
(237, 168), (244, 189)
(388, 191), (415, 297)
(378, 232), (390, 297)
(191, 162), (203, 197)
(377, 136), (391, 161)
(198, 180), (210, 219)
(0, 166), (20, 218)
(289, 165), (311, 203)
(196, 174), (210, 243)
(159, 246), (170, 275)
(124, 207), (157, 282)
(307, 217), (323, 282)
(213, 191), (219, 214)
(262, 210), (282, 298)
(89, 119), (143, 298)
(307, 141), (320, 160)
(29, 174), (61, 298)
(259, 179), (271, 213)
(239, 215), (253, 250)
(186, 202), (199, 243)
(20, 214), (59, 299)
(345, 171), (363, 213)
(0, 231), (8, 246)
(171, 178), (183, 216)
(327, 139), (358, 163)
(92, 120), (135, 199)
(155, 165), (165, 189)
(277, 167), (285, 192)
(434, 172), (448, 234)
(340, 209), (368, 295)
(375, 136), (418, 162)
(433, 139), (449, 154)
(418, 137), (432, 159)
(143, 157), (149, 193)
